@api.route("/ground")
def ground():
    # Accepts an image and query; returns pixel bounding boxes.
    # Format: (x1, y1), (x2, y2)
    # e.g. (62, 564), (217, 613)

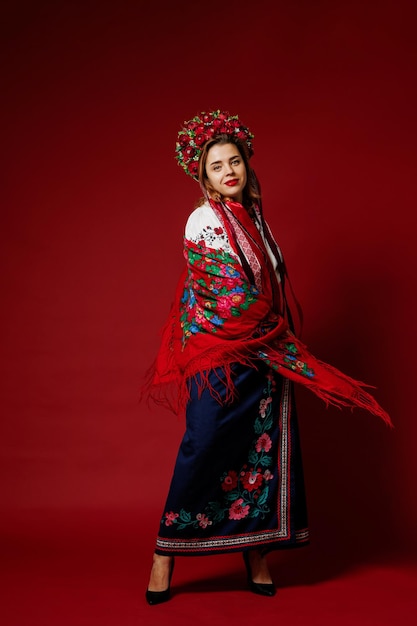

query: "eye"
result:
(212, 165), (221, 171)
(231, 158), (240, 166)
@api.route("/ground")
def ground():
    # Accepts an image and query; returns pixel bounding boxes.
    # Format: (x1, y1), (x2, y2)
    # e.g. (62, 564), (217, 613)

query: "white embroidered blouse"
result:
(185, 201), (281, 275)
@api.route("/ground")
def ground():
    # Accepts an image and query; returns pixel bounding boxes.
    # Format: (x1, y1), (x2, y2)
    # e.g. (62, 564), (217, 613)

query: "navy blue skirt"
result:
(155, 362), (309, 556)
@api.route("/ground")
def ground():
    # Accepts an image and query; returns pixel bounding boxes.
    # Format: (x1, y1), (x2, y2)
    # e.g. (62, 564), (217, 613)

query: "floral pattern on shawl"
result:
(145, 227), (391, 426)
(180, 243), (259, 347)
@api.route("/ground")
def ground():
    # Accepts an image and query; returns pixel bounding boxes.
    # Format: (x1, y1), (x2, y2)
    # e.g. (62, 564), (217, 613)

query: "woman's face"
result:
(204, 142), (247, 204)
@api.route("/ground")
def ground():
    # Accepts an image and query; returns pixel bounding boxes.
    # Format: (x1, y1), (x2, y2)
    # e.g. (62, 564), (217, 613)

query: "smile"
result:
(225, 179), (239, 187)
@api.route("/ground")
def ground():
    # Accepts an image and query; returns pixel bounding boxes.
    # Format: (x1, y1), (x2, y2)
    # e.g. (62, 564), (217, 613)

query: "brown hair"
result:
(196, 134), (260, 208)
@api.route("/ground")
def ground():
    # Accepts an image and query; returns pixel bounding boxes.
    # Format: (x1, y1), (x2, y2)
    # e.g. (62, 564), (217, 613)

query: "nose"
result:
(224, 162), (234, 176)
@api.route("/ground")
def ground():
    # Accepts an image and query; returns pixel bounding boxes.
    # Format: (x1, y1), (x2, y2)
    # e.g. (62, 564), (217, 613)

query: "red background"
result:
(1, 1), (417, 624)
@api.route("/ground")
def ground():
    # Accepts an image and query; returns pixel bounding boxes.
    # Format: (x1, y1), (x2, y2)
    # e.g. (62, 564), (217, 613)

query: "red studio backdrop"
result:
(1, 1), (417, 625)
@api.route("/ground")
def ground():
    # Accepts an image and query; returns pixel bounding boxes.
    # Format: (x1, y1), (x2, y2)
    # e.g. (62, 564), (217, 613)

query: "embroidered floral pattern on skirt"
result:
(155, 363), (309, 556)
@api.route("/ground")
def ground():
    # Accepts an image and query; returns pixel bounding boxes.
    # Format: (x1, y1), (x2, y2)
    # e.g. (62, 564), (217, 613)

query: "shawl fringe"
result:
(142, 333), (392, 427)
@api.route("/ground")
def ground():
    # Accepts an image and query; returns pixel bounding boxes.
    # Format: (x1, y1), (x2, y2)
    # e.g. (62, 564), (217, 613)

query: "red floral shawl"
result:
(144, 200), (392, 426)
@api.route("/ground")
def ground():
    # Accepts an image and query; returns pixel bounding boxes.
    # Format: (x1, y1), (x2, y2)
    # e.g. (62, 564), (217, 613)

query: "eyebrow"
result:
(209, 156), (240, 167)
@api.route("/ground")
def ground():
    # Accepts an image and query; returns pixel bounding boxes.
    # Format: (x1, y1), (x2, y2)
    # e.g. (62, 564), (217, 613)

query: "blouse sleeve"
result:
(185, 204), (240, 261)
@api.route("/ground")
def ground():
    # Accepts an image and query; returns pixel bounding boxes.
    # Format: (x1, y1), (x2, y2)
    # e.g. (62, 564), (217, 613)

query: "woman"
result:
(144, 110), (391, 605)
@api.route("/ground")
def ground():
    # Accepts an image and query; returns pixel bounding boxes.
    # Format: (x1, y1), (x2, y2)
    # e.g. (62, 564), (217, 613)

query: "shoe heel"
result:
(146, 557), (175, 605)
(242, 551), (276, 597)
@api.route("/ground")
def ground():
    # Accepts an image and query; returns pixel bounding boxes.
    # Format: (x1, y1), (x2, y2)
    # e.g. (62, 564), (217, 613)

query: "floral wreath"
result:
(175, 110), (254, 180)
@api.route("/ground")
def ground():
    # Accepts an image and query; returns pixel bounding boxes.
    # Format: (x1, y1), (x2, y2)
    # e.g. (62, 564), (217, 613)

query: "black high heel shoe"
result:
(242, 551), (276, 597)
(146, 557), (175, 605)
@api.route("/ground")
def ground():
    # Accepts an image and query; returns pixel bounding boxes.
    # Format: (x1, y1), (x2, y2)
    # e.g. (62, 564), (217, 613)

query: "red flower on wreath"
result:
(184, 146), (196, 158)
(188, 161), (199, 177)
(194, 133), (206, 146)
(229, 498), (250, 520)
(178, 134), (189, 147)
